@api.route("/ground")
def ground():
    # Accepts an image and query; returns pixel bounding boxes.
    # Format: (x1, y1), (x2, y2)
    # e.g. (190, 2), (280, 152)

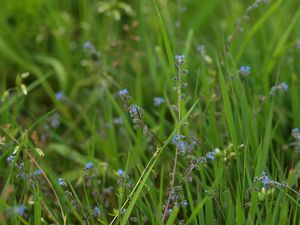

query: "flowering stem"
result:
(163, 56), (183, 220)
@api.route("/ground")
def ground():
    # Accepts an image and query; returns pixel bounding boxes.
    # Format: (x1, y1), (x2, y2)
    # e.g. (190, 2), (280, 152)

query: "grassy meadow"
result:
(1, 0), (300, 224)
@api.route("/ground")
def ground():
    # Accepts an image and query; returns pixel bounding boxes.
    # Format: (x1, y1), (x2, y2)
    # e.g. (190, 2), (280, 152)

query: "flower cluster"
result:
(83, 206), (101, 224)
(6, 154), (15, 166)
(16, 162), (28, 180)
(91, 206), (101, 217)
(128, 104), (148, 133)
(175, 54), (185, 65)
(115, 169), (132, 189)
(83, 162), (97, 187)
(204, 148), (221, 161)
(171, 135), (195, 154)
(164, 185), (188, 216)
(50, 112), (61, 128)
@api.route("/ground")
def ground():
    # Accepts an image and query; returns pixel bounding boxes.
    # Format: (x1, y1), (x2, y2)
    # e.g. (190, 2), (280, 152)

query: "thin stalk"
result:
(163, 57), (183, 220)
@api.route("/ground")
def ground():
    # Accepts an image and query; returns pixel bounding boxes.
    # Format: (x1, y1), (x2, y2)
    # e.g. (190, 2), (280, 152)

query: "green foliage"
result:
(0, 0), (300, 224)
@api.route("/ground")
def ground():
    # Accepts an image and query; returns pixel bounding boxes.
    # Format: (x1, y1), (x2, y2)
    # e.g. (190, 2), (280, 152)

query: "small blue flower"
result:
(55, 91), (65, 100)
(292, 128), (300, 140)
(175, 55), (185, 65)
(206, 151), (216, 160)
(50, 117), (60, 128)
(117, 169), (125, 176)
(197, 156), (207, 164)
(84, 162), (95, 170)
(172, 134), (188, 152)
(292, 128), (299, 134)
(261, 176), (271, 187)
(182, 199), (188, 207)
(128, 105), (140, 116)
(83, 41), (93, 50)
(6, 155), (15, 166)
(92, 206), (101, 217)
(13, 205), (26, 216)
(118, 89), (129, 97)
(121, 208), (126, 215)
(177, 141), (188, 152)
(33, 169), (42, 176)
(153, 97), (164, 106)
(239, 65), (250, 76)
(278, 82), (288, 92)
(58, 178), (67, 187)
(16, 171), (28, 180)
(258, 172), (274, 188)
(113, 117), (123, 125)
(172, 134), (185, 144)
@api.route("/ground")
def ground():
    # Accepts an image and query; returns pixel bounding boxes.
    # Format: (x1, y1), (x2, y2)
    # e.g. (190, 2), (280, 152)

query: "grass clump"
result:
(0, 0), (300, 224)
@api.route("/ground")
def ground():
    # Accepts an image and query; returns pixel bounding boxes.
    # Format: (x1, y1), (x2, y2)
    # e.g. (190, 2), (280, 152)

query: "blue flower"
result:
(117, 169), (125, 176)
(118, 89), (129, 97)
(50, 114), (61, 128)
(292, 128), (299, 134)
(83, 41), (93, 50)
(260, 174), (272, 187)
(292, 128), (300, 140)
(58, 178), (67, 187)
(33, 169), (42, 176)
(172, 135), (188, 153)
(175, 55), (185, 65)
(55, 91), (65, 100)
(206, 151), (216, 160)
(121, 208), (126, 215)
(172, 134), (185, 144)
(92, 206), (101, 217)
(154, 97), (164, 106)
(278, 82), (288, 92)
(6, 155), (15, 166)
(13, 205), (26, 216)
(182, 199), (188, 207)
(128, 105), (141, 117)
(113, 117), (123, 125)
(84, 162), (95, 170)
(239, 65), (250, 76)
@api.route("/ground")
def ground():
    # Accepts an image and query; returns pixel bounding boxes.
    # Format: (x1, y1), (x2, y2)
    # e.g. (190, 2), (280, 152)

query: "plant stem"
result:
(163, 61), (182, 220)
